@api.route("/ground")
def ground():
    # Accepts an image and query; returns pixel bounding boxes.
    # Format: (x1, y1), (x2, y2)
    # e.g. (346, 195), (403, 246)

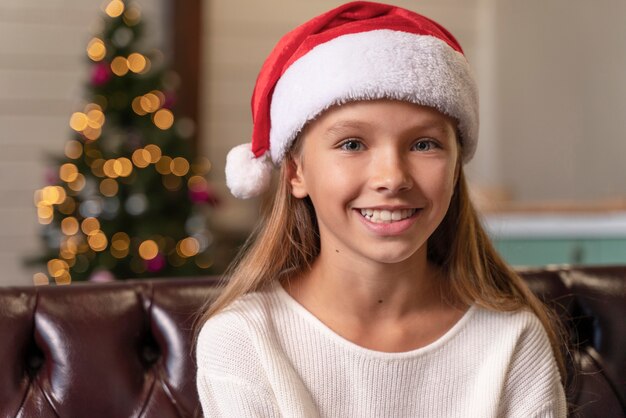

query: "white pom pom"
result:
(225, 143), (273, 199)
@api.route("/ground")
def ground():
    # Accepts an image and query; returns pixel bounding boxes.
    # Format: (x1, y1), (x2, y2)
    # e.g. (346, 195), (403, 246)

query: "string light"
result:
(58, 196), (76, 215)
(153, 108), (174, 130)
(47, 258), (69, 278)
(162, 174), (181, 191)
(131, 97), (147, 115)
(64, 140), (83, 159)
(68, 173), (86, 192)
(140, 93), (160, 113)
(170, 157), (190, 176)
(144, 144), (161, 163)
(87, 38), (106, 62)
(105, 0), (125, 18)
(70, 112), (88, 132)
(138, 240), (159, 260)
(81, 217), (100, 235)
(33, 273), (49, 286)
(54, 271), (72, 285)
(127, 53), (147, 73)
(191, 157), (212, 175)
(100, 178), (119, 196)
(103, 159), (119, 178)
(111, 56), (129, 76)
(132, 148), (151, 168)
(177, 237), (200, 258)
(155, 156), (172, 174)
(59, 163), (79, 183)
(88, 231), (108, 252)
(91, 159), (106, 177)
(123, 4), (141, 26)
(61, 217), (79, 235)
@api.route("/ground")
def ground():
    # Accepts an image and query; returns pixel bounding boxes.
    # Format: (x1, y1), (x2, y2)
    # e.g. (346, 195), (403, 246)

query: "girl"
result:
(196, 2), (567, 417)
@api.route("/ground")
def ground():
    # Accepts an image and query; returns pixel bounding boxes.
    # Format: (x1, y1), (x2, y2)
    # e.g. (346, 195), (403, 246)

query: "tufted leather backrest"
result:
(0, 277), (220, 418)
(0, 268), (624, 417)
(521, 266), (626, 417)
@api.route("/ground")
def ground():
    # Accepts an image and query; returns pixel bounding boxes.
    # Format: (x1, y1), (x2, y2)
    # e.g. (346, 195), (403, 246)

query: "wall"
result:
(0, 0), (163, 285)
(495, 0), (626, 201)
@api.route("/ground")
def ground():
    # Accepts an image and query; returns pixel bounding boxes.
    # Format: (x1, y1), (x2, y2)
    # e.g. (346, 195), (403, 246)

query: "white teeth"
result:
(359, 208), (417, 223)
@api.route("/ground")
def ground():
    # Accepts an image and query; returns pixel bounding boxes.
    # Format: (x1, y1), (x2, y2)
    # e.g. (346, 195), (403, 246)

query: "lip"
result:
(354, 207), (422, 236)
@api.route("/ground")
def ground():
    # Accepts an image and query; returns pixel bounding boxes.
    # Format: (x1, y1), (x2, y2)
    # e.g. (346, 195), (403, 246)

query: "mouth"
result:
(358, 208), (419, 224)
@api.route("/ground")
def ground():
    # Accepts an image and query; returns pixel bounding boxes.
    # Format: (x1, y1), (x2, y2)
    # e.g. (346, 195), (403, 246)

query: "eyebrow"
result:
(323, 118), (451, 138)
(323, 120), (372, 137)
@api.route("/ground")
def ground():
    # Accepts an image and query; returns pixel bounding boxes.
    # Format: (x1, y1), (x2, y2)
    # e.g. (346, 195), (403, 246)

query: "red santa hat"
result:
(226, 1), (478, 199)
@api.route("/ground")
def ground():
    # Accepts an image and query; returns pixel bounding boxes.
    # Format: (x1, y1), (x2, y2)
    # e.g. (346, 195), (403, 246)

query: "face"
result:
(289, 99), (459, 267)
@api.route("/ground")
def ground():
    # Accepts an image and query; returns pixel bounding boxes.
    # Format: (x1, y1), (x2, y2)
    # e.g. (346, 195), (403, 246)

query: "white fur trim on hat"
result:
(269, 29), (479, 164)
(225, 143), (273, 199)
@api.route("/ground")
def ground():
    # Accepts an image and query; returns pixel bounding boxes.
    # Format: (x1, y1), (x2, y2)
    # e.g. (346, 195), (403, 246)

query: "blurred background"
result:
(1, 0), (625, 286)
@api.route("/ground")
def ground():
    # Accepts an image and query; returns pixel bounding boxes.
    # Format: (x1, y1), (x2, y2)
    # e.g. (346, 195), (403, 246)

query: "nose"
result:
(369, 149), (413, 194)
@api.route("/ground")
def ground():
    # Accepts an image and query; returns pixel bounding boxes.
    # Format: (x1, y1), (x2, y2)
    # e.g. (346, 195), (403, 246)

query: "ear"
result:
(288, 156), (308, 198)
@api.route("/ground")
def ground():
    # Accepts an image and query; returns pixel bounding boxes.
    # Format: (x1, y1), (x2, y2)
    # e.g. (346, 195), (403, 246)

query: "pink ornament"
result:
(44, 167), (59, 185)
(91, 62), (112, 86)
(188, 184), (219, 206)
(89, 269), (116, 282)
(163, 92), (177, 108)
(146, 253), (166, 272)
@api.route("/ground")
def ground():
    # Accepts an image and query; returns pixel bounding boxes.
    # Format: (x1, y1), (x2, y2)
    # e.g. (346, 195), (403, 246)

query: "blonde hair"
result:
(196, 145), (567, 383)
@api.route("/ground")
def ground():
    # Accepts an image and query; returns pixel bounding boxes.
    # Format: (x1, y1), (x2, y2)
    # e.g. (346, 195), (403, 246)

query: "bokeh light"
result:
(47, 258), (69, 278)
(88, 231), (108, 252)
(170, 157), (189, 176)
(144, 144), (161, 163)
(87, 38), (106, 62)
(81, 217), (100, 235)
(138, 240), (159, 260)
(70, 112), (88, 132)
(59, 163), (79, 183)
(131, 97), (147, 115)
(155, 156), (172, 174)
(100, 178), (119, 196)
(111, 56), (129, 76)
(91, 159), (106, 177)
(68, 173), (86, 192)
(140, 93), (160, 113)
(132, 148), (151, 168)
(177, 237), (200, 258)
(162, 174), (182, 191)
(123, 5), (141, 26)
(127, 53), (147, 73)
(58, 196), (76, 215)
(153, 108), (174, 130)
(105, 0), (125, 18)
(33, 272), (49, 286)
(64, 140), (83, 159)
(61, 217), (79, 235)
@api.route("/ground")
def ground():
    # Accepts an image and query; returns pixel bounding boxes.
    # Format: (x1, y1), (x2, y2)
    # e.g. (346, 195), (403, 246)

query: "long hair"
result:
(195, 151), (567, 383)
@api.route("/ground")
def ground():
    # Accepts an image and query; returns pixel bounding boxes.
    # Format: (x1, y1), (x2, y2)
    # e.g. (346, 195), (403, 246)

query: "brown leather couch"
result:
(0, 267), (624, 417)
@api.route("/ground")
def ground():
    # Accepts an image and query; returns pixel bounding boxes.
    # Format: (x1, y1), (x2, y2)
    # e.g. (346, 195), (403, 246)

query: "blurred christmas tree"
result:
(30, 0), (218, 284)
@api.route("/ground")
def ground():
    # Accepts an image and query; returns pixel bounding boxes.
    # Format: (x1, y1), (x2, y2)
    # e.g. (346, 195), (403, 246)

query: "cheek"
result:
(417, 163), (457, 201)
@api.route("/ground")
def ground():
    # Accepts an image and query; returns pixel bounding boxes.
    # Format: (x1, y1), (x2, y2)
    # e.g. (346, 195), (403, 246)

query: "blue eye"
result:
(340, 139), (363, 151)
(412, 139), (438, 152)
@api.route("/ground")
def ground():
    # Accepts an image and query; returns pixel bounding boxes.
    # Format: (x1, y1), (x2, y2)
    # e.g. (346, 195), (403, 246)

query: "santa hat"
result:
(226, 1), (478, 199)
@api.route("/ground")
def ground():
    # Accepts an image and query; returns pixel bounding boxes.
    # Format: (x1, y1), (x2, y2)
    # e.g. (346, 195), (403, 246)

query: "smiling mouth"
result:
(358, 208), (419, 224)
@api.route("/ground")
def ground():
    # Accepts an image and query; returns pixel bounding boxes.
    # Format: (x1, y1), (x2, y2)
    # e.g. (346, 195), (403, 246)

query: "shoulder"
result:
(469, 307), (566, 417)
(469, 306), (551, 346)
(196, 285), (280, 378)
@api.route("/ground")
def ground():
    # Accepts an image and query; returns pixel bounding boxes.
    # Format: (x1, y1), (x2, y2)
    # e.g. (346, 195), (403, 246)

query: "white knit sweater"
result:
(196, 282), (566, 418)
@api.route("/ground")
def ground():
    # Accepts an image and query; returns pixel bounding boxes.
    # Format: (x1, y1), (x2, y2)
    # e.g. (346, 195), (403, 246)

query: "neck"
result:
(284, 244), (444, 323)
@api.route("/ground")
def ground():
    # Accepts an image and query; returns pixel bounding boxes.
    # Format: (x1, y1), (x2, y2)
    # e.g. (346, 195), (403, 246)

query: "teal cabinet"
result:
(492, 238), (626, 267)
(483, 213), (626, 267)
